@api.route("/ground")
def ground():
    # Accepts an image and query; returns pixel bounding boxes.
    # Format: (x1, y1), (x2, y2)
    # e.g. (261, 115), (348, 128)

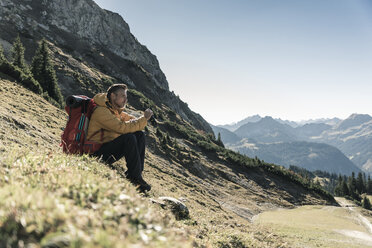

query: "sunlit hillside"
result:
(0, 76), (344, 247)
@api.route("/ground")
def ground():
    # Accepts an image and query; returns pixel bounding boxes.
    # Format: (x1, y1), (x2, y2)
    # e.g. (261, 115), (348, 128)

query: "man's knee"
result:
(134, 131), (145, 141)
(120, 133), (137, 146)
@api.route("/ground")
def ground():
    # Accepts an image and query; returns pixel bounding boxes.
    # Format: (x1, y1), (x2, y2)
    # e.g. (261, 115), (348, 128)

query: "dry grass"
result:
(255, 204), (372, 248)
(0, 147), (193, 247)
(1, 77), (355, 247)
(0, 78), (292, 247)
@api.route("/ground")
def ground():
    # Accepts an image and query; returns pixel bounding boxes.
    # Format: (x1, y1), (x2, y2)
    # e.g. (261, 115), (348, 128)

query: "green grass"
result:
(0, 147), (192, 247)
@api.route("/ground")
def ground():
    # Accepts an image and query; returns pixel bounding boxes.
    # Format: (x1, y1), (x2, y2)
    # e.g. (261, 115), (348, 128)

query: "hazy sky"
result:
(94, 0), (372, 125)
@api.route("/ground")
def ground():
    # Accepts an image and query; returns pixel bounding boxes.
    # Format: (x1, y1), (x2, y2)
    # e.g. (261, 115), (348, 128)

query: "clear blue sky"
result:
(94, 0), (372, 125)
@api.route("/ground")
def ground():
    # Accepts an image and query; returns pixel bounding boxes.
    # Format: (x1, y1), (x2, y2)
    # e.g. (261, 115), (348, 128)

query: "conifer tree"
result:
(348, 172), (357, 194)
(166, 133), (172, 145)
(362, 196), (371, 210)
(217, 132), (224, 147)
(356, 172), (365, 194)
(31, 39), (63, 106)
(11, 35), (28, 72)
(335, 175), (344, 196)
(0, 44), (5, 62)
(341, 179), (349, 196)
(363, 173), (367, 187)
(368, 175), (372, 194)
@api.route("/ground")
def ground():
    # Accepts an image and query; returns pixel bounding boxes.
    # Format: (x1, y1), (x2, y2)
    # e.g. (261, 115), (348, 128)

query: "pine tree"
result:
(348, 172), (360, 200)
(363, 173), (367, 188)
(31, 39), (63, 106)
(0, 44), (5, 62)
(341, 179), (349, 196)
(348, 172), (356, 192)
(166, 133), (172, 145)
(368, 175), (372, 194)
(11, 35), (28, 72)
(356, 172), (365, 194)
(334, 175), (344, 196)
(362, 196), (371, 210)
(217, 132), (224, 147)
(161, 136), (167, 148)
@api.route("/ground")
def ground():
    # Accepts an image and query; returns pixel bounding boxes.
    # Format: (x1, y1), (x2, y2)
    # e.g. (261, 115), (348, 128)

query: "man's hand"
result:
(144, 108), (153, 120)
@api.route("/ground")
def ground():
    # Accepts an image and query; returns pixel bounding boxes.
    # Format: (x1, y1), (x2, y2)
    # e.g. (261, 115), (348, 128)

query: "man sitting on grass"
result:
(87, 84), (153, 192)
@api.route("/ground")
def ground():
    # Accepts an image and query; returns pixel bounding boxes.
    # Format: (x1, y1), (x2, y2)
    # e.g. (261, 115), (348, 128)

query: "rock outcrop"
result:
(0, 0), (167, 90)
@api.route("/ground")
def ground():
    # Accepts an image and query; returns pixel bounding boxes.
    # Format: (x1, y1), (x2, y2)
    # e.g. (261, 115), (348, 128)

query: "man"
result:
(87, 84), (153, 192)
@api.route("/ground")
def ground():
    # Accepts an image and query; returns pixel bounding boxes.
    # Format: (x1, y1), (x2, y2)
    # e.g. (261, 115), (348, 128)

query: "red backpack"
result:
(61, 95), (103, 154)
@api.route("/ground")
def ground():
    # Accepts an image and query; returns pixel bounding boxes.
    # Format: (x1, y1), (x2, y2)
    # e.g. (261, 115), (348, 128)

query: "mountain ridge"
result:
(216, 114), (371, 174)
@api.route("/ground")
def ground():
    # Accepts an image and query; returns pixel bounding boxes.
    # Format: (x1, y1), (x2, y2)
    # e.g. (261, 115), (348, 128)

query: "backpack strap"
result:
(82, 99), (89, 114)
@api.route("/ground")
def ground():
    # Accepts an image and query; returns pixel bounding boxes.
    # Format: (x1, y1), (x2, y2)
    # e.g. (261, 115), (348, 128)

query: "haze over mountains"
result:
(213, 114), (372, 175)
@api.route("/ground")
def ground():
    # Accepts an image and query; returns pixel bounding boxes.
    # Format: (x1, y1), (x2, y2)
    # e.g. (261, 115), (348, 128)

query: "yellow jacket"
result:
(87, 93), (147, 144)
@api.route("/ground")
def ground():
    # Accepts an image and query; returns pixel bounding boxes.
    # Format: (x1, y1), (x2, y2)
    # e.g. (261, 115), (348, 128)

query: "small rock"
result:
(150, 196), (190, 220)
(41, 233), (71, 248)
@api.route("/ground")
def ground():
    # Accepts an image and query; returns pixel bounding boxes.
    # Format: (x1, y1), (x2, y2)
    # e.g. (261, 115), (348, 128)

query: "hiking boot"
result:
(129, 177), (151, 192)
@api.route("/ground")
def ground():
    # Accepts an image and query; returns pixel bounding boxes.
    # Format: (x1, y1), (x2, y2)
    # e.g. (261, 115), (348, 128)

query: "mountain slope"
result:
(295, 123), (332, 139)
(0, 74), (335, 247)
(311, 114), (372, 172)
(335, 114), (372, 131)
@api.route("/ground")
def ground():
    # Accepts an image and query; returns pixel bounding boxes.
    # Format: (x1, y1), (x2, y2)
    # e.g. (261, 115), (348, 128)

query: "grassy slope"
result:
(255, 199), (372, 248)
(0, 76), (337, 247)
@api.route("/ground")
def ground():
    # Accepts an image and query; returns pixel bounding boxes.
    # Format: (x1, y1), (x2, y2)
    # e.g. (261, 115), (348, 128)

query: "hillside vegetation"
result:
(0, 77), (337, 247)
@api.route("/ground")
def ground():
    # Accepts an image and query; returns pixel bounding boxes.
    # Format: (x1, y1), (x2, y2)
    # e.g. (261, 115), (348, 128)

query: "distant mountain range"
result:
(218, 115), (341, 131)
(310, 114), (372, 173)
(213, 114), (372, 175)
(234, 116), (299, 143)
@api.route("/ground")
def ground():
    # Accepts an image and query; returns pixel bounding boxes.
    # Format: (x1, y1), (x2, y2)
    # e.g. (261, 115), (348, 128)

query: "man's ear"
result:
(109, 92), (114, 102)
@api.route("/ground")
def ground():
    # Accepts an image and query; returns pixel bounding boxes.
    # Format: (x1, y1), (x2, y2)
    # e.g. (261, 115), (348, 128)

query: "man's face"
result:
(111, 89), (127, 109)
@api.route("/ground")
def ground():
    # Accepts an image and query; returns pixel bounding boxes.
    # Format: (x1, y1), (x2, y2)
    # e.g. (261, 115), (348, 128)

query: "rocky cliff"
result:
(0, 0), (167, 89)
(0, 0), (213, 133)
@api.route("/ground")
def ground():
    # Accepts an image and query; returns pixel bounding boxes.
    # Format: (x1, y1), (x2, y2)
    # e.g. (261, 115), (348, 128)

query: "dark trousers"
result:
(93, 131), (145, 180)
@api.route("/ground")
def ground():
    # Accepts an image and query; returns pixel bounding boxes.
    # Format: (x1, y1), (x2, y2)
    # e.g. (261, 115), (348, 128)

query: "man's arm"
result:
(120, 112), (136, 122)
(94, 107), (147, 134)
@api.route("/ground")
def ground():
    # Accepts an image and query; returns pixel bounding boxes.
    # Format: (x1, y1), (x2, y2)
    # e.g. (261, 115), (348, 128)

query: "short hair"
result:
(107, 84), (127, 102)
